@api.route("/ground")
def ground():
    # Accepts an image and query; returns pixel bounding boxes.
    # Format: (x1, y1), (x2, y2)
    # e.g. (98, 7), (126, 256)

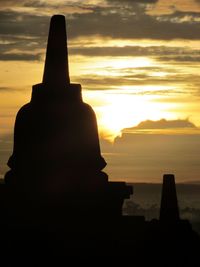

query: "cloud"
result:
(69, 8), (200, 40)
(0, 0), (95, 15)
(0, 87), (12, 92)
(0, 53), (41, 61)
(74, 71), (200, 97)
(0, 11), (48, 61)
(24, 1), (49, 8)
(0, 11), (49, 37)
(102, 130), (200, 182)
(156, 10), (200, 23)
(103, 119), (200, 182)
(0, 0), (62, 9)
(107, 0), (158, 4)
(69, 45), (200, 59)
(0, 0), (158, 9)
(158, 56), (200, 62)
(0, 0), (28, 8)
(1, 5), (200, 43)
(1, 3), (200, 66)
(123, 119), (197, 131)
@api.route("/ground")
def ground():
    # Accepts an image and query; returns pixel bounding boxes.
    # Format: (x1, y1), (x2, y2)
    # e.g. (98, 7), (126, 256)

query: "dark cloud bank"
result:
(123, 119), (196, 131)
(100, 119), (200, 182)
(1, 1), (200, 61)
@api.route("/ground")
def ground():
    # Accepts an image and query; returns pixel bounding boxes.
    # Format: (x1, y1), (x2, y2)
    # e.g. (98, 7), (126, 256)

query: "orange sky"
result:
(1, 0), (200, 182)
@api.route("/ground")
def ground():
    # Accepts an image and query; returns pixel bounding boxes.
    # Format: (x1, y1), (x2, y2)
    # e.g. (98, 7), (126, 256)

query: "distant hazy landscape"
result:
(1, 177), (199, 234)
(123, 183), (200, 234)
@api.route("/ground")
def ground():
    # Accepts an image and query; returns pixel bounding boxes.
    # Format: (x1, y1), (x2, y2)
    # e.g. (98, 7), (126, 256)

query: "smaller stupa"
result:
(159, 174), (180, 222)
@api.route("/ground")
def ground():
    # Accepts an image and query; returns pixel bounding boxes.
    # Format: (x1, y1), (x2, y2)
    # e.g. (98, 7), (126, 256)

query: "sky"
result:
(1, 0), (200, 182)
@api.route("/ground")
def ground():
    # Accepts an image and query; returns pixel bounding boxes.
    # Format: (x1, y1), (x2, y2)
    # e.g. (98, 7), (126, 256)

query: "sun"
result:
(79, 56), (180, 141)
(88, 91), (174, 142)
(110, 57), (153, 69)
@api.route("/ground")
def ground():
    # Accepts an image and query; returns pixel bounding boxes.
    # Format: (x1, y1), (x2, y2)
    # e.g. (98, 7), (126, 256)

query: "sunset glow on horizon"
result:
(1, 0), (200, 182)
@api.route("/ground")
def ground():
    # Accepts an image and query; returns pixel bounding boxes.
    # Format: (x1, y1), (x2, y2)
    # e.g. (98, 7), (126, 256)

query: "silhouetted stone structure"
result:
(4, 15), (132, 217)
(160, 174), (180, 222)
(0, 15), (199, 267)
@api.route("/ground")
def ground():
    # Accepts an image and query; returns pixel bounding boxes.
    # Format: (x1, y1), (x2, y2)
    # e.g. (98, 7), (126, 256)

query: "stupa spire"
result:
(42, 15), (70, 86)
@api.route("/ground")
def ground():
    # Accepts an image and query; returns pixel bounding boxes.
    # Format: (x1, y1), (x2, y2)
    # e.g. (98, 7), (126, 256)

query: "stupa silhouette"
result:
(5, 15), (132, 217)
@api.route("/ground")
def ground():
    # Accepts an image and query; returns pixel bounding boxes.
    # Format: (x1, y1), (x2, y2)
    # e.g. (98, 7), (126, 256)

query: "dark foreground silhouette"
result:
(0, 15), (199, 266)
